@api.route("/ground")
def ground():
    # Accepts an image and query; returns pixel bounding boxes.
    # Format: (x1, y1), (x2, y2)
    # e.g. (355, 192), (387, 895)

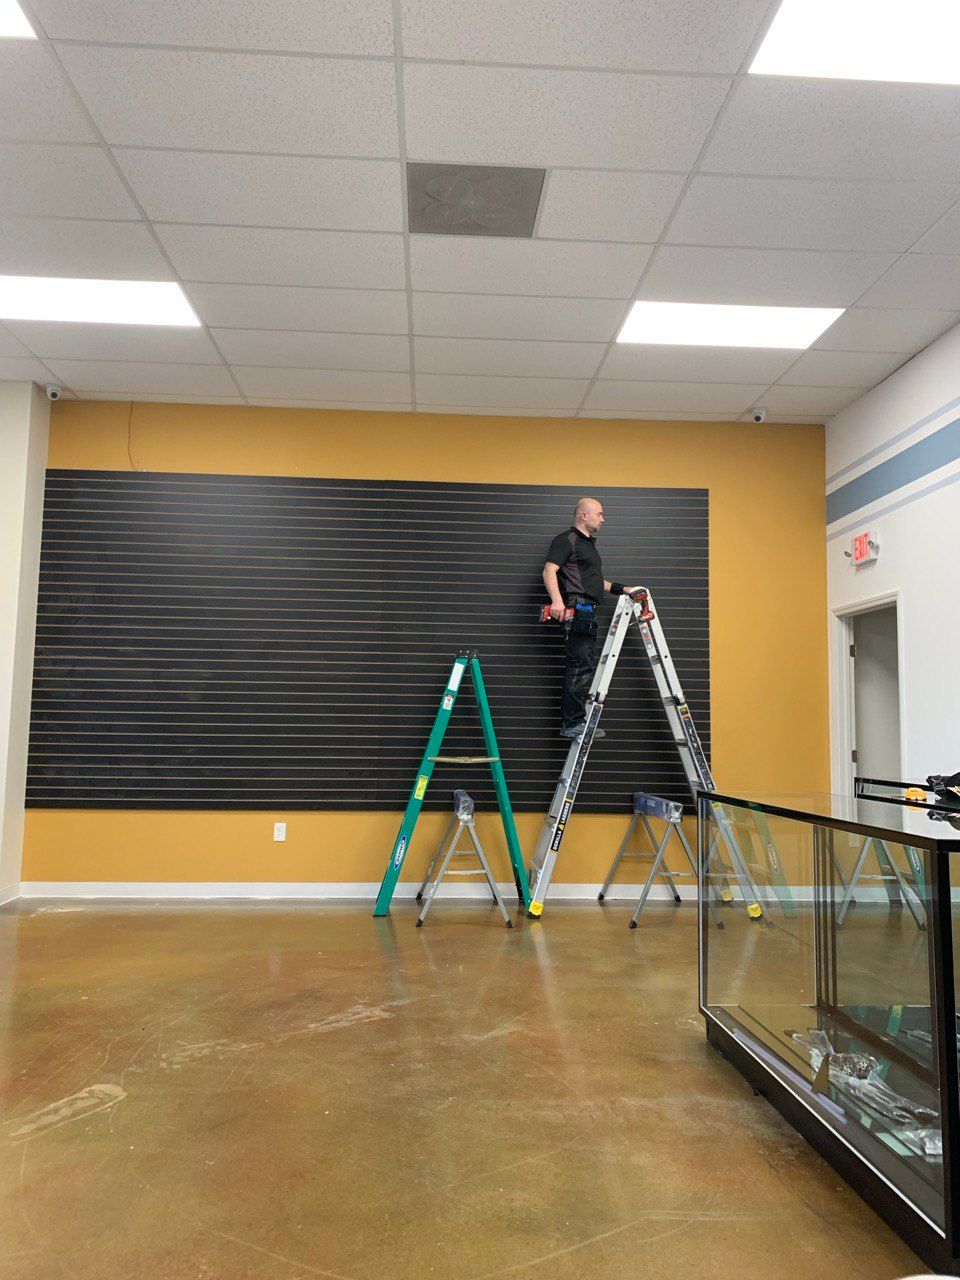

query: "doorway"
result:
(850, 604), (902, 785)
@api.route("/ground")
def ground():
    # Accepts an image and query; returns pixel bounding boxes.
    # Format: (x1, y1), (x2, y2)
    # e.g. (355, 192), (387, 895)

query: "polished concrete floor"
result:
(0, 900), (926, 1280)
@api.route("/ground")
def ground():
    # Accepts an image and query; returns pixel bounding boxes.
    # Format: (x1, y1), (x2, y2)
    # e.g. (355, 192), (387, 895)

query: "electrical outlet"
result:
(273, 822), (286, 842)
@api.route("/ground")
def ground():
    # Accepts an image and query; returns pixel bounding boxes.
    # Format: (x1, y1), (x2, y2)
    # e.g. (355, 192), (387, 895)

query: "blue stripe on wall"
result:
(826, 414), (960, 524)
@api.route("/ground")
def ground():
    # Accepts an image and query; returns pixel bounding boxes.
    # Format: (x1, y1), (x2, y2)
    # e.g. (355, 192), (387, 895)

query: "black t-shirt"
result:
(545, 527), (604, 605)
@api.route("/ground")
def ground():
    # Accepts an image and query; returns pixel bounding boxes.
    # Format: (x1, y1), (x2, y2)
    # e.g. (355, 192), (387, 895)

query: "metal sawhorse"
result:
(416, 790), (513, 928)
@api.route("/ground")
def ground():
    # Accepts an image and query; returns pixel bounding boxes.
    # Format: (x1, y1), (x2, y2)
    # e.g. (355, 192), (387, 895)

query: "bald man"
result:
(543, 498), (635, 739)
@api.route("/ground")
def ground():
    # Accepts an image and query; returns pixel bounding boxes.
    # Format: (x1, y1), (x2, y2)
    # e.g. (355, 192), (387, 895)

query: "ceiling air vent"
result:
(407, 163), (546, 237)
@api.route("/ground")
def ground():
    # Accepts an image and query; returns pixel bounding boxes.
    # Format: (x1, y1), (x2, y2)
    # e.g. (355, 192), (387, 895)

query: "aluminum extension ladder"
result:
(415, 789), (513, 928)
(527, 588), (777, 921)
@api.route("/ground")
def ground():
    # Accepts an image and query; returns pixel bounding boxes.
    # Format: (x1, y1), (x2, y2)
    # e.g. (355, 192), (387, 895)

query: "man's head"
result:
(573, 497), (604, 537)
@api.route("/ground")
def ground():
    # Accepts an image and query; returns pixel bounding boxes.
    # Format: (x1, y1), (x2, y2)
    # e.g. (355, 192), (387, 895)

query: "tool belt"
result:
(566, 599), (597, 636)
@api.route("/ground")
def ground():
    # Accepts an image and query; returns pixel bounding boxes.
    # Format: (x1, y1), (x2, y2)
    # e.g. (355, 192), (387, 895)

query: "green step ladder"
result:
(373, 651), (531, 917)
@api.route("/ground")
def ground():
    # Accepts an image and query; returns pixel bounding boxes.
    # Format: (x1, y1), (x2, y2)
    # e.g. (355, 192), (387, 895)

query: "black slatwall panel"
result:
(26, 470), (709, 811)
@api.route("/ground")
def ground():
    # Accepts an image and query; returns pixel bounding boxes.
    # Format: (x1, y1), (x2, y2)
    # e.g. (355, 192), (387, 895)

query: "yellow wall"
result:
(23, 400), (829, 885)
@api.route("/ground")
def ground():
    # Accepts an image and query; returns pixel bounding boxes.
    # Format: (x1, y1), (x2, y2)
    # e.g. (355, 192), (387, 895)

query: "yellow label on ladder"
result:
(414, 775), (428, 799)
(528, 900), (544, 917)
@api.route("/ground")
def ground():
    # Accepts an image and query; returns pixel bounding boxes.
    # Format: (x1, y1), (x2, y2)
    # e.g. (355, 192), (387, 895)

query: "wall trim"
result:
(13, 883), (904, 908)
(0, 882), (19, 907)
(17, 880), (681, 902)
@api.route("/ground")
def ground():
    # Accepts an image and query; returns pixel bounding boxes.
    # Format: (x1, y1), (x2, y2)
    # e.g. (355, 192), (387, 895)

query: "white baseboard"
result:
(13, 882), (903, 907)
(17, 880), (690, 902)
(0, 882), (19, 906)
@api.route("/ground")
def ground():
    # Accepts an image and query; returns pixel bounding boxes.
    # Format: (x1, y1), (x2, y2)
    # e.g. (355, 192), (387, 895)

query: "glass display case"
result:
(698, 789), (960, 1274)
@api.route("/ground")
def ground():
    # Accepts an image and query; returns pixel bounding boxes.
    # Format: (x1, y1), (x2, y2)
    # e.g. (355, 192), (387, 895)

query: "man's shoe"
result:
(561, 722), (606, 740)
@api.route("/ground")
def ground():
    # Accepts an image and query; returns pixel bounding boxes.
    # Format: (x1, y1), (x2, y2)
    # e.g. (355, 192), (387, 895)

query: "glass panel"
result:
(701, 798), (944, 1228)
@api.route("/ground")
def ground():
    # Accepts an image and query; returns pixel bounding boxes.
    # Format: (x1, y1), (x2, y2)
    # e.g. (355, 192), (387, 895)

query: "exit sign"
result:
(852, 530), (879, 565)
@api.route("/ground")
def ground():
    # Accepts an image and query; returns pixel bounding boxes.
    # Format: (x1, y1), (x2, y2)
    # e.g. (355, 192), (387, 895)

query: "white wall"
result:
(826, 322), (960, 789)
(0, 382), (50, 903)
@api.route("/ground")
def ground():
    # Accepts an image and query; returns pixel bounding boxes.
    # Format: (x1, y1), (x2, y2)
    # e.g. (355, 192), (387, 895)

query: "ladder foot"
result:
(629, 920), (638, 929)
(505, 920), (513, 929)
(415, 919), (424, 928)
(597, 892), (604, 901)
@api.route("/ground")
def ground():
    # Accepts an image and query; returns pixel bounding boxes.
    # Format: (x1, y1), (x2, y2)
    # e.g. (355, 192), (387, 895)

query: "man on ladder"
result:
(543, 497), (640, 740)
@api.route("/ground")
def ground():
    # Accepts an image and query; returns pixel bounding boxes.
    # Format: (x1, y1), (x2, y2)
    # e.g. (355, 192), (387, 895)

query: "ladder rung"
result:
(442, 869), (487, 876)
(673, 739), (690, 748)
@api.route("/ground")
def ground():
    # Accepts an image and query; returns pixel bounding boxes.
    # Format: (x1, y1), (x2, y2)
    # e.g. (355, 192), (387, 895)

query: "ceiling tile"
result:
(640, 245), (898, 306)
(583, 380), (766, 413)
(536, 170), (684, 243)
(911, 203), (960, 254)
(234, 367), (411, 400)
(763, 385), (863, 415)
(212, 329), (410, 371)
(403, 64), (729, 170)
(7, 321), (220, 363)
(856, 255), (960, 309)
(704, 79), (960, 181)
(0, 144), (137, 219)
(0, 326), (32, 357)
(76, 392), (246, 404)
(0, 217), (171, 278)
(157, 226), (406, 288)
(0, 355), (56, 380)
(186, 284), (409, 333)
(115, 151), (403, 232)
(779, 349), (907, 388)
(584, 410), (740, 421)
(412, 292), (625, 341)
(58, 47), (399, 156)
(599, 344), (797, 383)
(813, 307), (959, 354)
(247, 399), (413, 411)
(417, 405), (576, 417)
(410, 237), (651, 298)
(668, 174), (960, 253)
(400, 0), (770, 72)
(33, 0), (394, 55)
(42, 360), (237, 395)
(0, 43), (94, 143)
(416, 373), (586, 408)
(414, 336), (605, 378)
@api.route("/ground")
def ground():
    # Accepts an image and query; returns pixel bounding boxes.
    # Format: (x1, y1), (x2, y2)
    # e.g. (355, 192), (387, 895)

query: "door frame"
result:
(830, 590), (905, 798)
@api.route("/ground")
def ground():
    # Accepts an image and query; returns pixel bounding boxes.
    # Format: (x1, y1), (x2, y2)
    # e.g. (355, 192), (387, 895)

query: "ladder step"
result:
(442, 869), (488, 877)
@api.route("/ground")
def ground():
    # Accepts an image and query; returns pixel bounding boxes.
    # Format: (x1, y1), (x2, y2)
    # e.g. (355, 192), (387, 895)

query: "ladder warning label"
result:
(551, 800), (572, 851)
(393, 835), (407, 868)
(414, 775), (428, 799)
(442, 694), (454, 710)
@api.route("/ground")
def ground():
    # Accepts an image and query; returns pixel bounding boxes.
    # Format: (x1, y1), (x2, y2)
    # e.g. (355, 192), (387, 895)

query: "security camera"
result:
(44, 384), (62, 401)
(749, 405), (767, 423)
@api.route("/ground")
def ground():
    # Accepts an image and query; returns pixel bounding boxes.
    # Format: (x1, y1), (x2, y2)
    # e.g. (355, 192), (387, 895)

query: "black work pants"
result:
(562, 621), (598, 729)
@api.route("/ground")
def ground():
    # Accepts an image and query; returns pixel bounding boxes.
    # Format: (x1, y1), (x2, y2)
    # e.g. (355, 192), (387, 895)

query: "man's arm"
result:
(543, 562), (567, 621)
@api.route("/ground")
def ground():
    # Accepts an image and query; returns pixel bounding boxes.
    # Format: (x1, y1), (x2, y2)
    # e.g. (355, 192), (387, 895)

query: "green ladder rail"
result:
(373, 651), (531, 917)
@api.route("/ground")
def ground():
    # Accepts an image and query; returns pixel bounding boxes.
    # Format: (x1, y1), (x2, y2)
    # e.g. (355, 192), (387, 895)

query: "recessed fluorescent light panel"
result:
(0, 0), (35, 37)
(0, 277), (201, 326)
(751, 0), (960, 85)
(617, 302), (843, 349)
